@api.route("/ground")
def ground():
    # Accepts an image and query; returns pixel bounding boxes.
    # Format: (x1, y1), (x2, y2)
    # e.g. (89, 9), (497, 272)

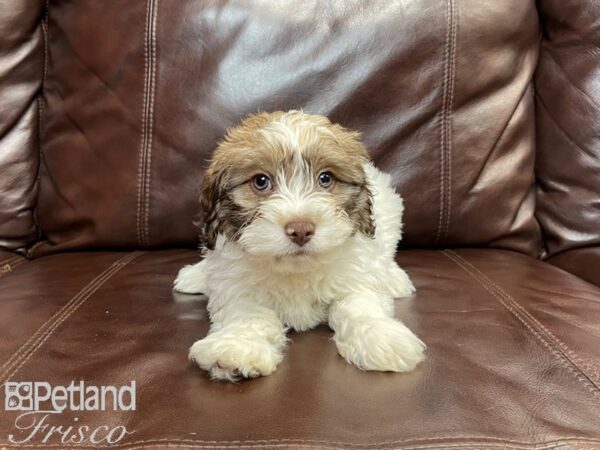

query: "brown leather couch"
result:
(1, 1), (600, 448)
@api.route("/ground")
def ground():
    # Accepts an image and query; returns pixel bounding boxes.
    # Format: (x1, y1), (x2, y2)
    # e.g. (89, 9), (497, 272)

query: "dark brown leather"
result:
(0, 250), (24, 275)
(2, 1), (600, 447)
(33, 0), (543, 256)
(535, 0), (600, 258)
(0, 0), (45, 252)
(547, 247), (600, 288)
(1, 249), (599, 448)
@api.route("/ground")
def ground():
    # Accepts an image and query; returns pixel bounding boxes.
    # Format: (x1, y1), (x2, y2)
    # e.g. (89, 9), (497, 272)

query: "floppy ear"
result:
(327, 124), (376, 238)
(197, 166), (224, 251)
(354, 184), (376, 238)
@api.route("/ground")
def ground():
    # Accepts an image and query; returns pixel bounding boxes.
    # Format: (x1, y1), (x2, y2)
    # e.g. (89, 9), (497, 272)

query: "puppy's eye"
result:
(317, 171), (334, 189)
(252, 174), (272, 192)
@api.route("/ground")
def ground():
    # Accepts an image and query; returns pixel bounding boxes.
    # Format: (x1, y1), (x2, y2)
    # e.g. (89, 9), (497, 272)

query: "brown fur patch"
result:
(197, 111), (375, 249)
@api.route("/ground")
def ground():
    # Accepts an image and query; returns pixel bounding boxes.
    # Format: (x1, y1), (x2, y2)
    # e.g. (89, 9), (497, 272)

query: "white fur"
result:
(175, 158), (425, 381)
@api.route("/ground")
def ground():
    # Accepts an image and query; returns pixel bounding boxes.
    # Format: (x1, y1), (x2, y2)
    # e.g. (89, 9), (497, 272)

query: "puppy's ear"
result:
(327, 126), (375, 238)
(197, 166), (224, 251)
(354, 184), (376, 238)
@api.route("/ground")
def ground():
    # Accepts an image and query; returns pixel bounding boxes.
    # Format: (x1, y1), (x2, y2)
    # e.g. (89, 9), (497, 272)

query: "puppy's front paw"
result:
(388, 265), (416, 298)
(174, 262), (206, 294)
(189, 337), (283, 381)
(334, 318), (425, 372)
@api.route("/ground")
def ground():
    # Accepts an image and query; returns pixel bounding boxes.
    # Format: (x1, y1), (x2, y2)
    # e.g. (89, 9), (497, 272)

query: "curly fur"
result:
(175, 110), (425, 381)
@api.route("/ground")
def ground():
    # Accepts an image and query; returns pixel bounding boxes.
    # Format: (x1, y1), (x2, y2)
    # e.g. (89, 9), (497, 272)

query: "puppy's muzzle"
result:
(285, 221), (315, 247)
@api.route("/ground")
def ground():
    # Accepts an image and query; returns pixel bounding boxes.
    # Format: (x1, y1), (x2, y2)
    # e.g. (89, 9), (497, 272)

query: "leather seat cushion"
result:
(1, 249), (599, 447)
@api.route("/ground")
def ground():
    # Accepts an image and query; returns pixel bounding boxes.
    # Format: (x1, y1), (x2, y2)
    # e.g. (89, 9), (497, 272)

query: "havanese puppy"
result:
(174, 110), (425, 381)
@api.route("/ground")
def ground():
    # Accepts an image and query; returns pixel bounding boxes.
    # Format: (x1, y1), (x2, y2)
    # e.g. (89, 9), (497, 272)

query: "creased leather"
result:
(535, 0), (600, 257)
(0, 249), (599, 446)
(0, 0), (45, 252)
(547, 247), (600, 288)
(32, 0), (543, 256)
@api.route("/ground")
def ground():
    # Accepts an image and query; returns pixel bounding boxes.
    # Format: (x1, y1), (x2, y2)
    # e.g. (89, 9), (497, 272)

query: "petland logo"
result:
(4, 381), (136, 445)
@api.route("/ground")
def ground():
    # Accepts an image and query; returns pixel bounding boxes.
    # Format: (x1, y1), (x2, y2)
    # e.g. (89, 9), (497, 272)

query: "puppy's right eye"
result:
(252, 174), (273, 192)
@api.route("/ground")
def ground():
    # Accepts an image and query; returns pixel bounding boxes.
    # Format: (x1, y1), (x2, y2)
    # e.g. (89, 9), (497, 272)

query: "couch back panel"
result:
(535, 0), (600, 257)
(32, 0), (543, 256)
(0, 0), (45, 252)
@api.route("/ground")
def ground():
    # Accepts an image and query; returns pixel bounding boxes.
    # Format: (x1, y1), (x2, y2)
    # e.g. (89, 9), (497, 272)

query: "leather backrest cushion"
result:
(535, 0), (600, 258)
(33, 0), (543, 256)
(0, 0), (45, 252)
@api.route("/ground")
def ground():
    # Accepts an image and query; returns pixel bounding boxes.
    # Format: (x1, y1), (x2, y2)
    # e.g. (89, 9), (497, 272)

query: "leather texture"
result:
(2, 1), (600, 447)
(0, 0), (45, 252)
(535, 0), (600, 258)
(547, 247), (600, 289)
(33, 0), (543, 256)
(1, 249), (600, 448)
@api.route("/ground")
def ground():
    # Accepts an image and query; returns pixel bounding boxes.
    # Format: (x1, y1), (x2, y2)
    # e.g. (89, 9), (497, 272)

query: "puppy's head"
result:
(198, 110), (375, 260)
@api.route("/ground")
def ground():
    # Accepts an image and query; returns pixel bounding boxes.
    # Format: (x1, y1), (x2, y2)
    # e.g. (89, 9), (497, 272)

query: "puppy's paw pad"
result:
(189, 338), (282, 382)
(174, 264), (206, 294)
(335, 318), (425, 372)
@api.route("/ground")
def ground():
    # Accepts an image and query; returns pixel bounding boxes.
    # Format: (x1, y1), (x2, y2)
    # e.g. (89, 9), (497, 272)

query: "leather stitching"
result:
(444, 0), (457, 243)
(143, 0), (159, 247)
(137, 0), (158, 248)
(0, 256), (26, 276)
(0, 252), (141, 386)
(135, 0), (148, 247)
(443, 250), (600, 399)
(437, 0), (457, 245)
(436, 0), (450, 245)
(32, 0), (50, 252)
(0, 437), (594, 449)
(0, 255), (22, 267)
(446, 249), (600, 384)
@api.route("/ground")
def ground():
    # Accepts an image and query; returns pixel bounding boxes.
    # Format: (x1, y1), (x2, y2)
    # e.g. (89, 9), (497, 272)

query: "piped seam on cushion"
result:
(442, 249), (600, 399)
(31, 0), (50, 253)
(0, 252), (142, 386)
(436, 0), (458, 246)
(0, 436), (596, 449)
(136, 0), (159, 248)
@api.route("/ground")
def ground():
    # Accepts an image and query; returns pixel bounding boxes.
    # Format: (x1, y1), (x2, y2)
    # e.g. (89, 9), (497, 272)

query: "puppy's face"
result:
(198, 111), (374, 260)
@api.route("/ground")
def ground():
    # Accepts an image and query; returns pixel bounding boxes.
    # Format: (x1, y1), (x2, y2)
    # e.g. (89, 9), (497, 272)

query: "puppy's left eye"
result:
(252, 174), (273, 192)
(317, 171), (334, 189)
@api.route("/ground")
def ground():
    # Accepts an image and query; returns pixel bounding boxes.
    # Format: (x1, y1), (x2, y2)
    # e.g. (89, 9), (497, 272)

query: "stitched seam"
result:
(0, 445), (568, 450)
(442, 250), (600, 399)
(443, 0), (457, 242)
(0, 255), (23, 267)
(136, 0), (153, 248)
(143, 0), (159, 246)
(436, 0), (450, 245)
(0, 252), (141, 385)
(446, 250), (600, 384)
(32, 0), (50, 251)
(41, 0), (49, 87)
(136, 0), (158, 247)
(0, 253), (121, 374)
(443, 250), (600, 397)
(0, 257), (26, 276)
(0, 252), (140, 384)
(436, 0), (457, 245)
(5, 436), (597, 447)
(0, 437), (593, 449)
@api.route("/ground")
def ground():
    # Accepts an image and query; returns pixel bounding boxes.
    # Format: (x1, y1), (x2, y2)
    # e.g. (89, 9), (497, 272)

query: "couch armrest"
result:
(546, 247), (600, 288)
(0, 0), (46, 252)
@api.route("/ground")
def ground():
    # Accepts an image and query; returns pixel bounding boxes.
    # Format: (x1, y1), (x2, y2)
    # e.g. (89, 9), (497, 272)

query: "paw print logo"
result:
(4, 382), (33, 411)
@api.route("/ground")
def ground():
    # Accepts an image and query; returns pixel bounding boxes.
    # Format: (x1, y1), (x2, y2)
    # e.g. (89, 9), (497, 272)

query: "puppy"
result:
(174, 110), (425, 381)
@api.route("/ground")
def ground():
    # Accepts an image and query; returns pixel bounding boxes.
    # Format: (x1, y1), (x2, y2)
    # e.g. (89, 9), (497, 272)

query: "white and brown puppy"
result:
(174, 110), (425, 381)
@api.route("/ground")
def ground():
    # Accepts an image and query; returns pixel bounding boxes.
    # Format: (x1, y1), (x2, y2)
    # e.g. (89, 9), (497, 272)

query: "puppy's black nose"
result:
(285, 221), (315, 247)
